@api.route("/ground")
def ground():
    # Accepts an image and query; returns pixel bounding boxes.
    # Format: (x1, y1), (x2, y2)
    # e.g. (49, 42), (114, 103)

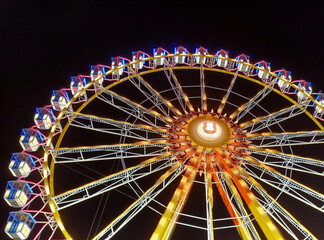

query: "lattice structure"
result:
(4, 46), (324, 240)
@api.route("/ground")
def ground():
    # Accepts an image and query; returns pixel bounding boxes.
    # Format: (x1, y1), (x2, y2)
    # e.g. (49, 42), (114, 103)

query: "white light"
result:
(195, 121), (223, 141)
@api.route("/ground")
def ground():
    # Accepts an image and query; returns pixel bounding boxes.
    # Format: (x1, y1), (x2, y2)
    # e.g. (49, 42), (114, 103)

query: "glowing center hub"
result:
(196, 121), (222, 141)
(187, 116), (231, 148)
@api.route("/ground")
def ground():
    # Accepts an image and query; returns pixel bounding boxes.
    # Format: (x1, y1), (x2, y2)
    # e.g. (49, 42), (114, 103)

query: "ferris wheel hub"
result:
(186, 114), (231, 149)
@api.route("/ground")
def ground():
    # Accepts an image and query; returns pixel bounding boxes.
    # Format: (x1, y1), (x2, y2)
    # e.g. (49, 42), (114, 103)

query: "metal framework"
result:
(4, 46), (324, 240)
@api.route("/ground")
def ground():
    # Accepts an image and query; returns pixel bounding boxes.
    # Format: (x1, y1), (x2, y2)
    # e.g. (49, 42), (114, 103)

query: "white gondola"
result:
(314, 98), (324, 118)
(19, 129), (43, 152)
(90, 65), (105, 85)
(153, 48), (165, 66)
(297, 83), (312, 102)
(277, 71), (292, 92)
(235, 54), (250, 73)
(216, 49), (228, 68)
(195, 47), (208, 65)
(34, 107), (54, 130)
(174, 46), (187, 64)
(8, 153), (35, 178)
(70, 76), (86, 95)
(256, 61), (271, 82)
(4, 181), (32, 208)
(5, 212), (35, 240)
(131, 52), (144, 70)
(111, 57), (125, 77)
(50, 90), (68, 111)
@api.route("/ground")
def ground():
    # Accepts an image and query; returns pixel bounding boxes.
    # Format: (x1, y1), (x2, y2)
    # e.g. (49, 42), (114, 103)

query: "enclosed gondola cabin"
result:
(195, 47), (208, 65)
(90, 65), (107, 85)
(255, 61), (271, 82)
(153, 48), (166, 66)
(216, 49), (229, 68)
(19, 129), (43, 152)
(132, 51), (145, 70)
(34, 107), (54, 130)
(50, 90), (69, 111)
(296, 82), (312, 102)
(5, 212), (35, 240)
(174, 46), (188, 64)
(4, 181), (32, 208)
(8, 153), (35, 178)
(235, 54), (250, 74)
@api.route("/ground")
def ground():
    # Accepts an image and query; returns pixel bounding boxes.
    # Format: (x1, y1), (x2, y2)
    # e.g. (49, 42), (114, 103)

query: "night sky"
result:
(1, 1), (324, 239)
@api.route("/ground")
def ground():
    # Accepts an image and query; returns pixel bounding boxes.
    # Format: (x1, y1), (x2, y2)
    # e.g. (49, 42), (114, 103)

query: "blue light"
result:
(102, 67), (106, 74)
(38, 132), (44, 142)
(25, 182), (33, 194)
(295, 82), (301, 93)
(36, 108), (39, 114)
(153, 48), (156, 56)
(28, 155), (36, 167)
(50, 109), (56, 120)
(52, 90), (56, 96)
(8, 182), (13, 189)
(83, 78), (87, 86)
(174, 47), (177, 54)
(65, 92), (70, 101)
(12, 154), (18, 160)
(22, 129), (26, 135)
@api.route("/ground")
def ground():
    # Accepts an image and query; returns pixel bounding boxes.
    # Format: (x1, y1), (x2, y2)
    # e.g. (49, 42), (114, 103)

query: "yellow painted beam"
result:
(151, 153), (200, 240)
(215, 151), (284, 240)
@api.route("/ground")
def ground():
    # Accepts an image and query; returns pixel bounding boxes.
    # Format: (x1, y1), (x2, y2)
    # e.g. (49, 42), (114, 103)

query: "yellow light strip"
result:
(94, 154), (186, 240)
(237, 165), (317, 239)
(151, 152), (200, 240)
(215, 151), (284, 240)
(213, 156), (259, 240)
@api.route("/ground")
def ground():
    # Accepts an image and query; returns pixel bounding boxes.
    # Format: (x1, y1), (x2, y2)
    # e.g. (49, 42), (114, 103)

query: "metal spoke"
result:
(238, 167), (316, 240)
(163, 61), (195, 114)
(67, 112), (174, 141)
(236, 146), (324, 176)
(53, 140), (171, 164)
(127, 68), (183, 119)
(229, 81), (275, 123)
(152, 150), (199, 240)
(96, 86), (174, 127)
(217, 70), (239, 116)
(204, 161), (214, 240)
(215, 151), (284, 240)
(230, 153), (324, 213)
(53, 152), (180, 210)
(200, 65), (207, 113)
(215, 170), (260, 240)
(93, 154), (189, 240)
(239, 130), (324, 147)
(237, 100), (311, 134)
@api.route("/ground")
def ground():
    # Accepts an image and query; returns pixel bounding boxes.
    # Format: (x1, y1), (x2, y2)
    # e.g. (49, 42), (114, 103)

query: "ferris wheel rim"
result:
(5, 48), (324, 240)
(46, 65), (322, 239)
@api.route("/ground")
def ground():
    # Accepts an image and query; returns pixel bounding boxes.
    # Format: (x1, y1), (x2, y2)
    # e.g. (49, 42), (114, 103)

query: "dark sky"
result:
(0, 0), (323, 239)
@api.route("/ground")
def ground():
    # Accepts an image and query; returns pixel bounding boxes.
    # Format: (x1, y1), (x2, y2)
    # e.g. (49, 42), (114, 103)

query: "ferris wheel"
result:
(3, 46), (324, 240)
